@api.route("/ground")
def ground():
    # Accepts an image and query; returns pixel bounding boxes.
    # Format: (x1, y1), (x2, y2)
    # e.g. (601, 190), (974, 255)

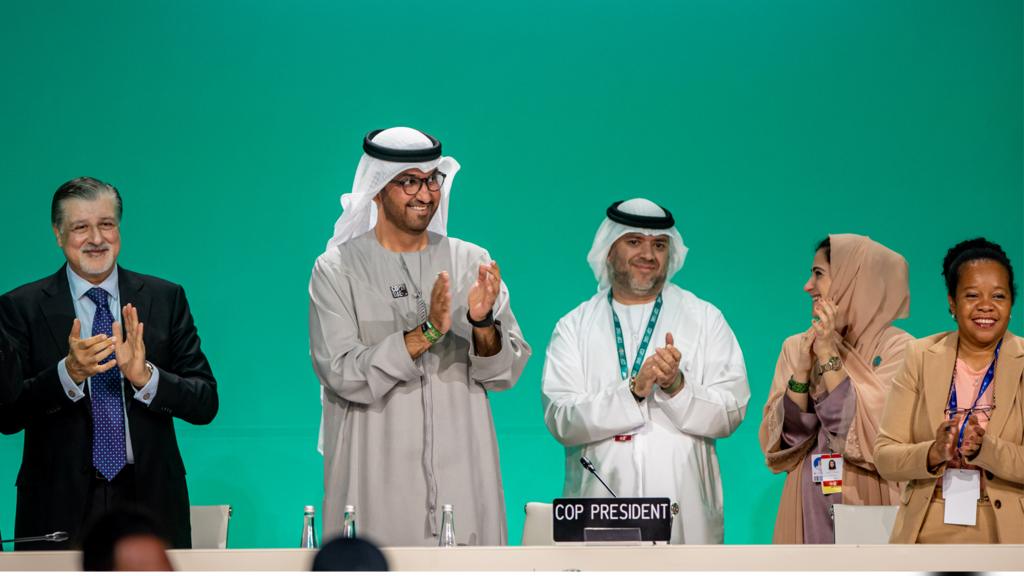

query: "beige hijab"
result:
(759, 234), (913, 543)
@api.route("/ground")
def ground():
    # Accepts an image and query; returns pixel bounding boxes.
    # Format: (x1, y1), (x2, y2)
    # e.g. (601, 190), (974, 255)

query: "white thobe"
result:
(542, 284), (749, 544)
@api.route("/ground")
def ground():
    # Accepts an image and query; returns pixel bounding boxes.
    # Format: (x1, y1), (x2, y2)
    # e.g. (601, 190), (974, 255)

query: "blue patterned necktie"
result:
(85, 287), (127, 481)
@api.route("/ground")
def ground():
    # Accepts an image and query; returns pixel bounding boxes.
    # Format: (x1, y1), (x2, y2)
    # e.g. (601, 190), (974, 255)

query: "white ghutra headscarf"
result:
(325, 127), (461, 250)
(586, 198), (688, 289)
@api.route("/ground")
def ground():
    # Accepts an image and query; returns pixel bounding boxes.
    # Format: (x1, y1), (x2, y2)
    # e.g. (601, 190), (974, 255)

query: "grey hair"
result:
(51, 177), (123, 230)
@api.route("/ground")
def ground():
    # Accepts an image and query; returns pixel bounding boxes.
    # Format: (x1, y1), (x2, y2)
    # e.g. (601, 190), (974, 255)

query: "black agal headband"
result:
(606, 200), (675, 229)
(363, 129), (442, 162)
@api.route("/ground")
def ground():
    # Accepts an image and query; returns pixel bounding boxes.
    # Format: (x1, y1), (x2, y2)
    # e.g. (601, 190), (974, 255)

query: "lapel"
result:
(117, 266), (152, 327)
(38, 265), (76, 355)
(923, 332), (958, 431)
(988, 332), (1024, 438)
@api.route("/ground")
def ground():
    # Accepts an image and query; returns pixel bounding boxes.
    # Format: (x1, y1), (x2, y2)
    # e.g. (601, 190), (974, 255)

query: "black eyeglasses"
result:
(387, 171), (446, 195)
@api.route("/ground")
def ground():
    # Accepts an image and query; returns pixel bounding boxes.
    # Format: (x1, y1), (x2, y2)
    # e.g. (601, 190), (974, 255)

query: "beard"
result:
(610, 256), (667, 296)
(379, 194), (436, 234)
(75, 243), (115, 278)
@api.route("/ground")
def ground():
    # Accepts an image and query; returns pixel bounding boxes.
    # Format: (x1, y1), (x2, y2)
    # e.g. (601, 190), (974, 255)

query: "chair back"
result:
(521, 502), (554, 546)
(190, 505), (232, 549)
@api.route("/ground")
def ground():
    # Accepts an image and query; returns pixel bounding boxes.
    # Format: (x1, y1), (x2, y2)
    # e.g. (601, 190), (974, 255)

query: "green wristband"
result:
(421, 320), (444, 345)
(787, 376), (809, 393)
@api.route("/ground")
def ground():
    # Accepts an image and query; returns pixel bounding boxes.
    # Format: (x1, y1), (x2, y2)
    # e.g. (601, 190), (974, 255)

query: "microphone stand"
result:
(579, 456), (617, 497)
(0, 531), (70, 551)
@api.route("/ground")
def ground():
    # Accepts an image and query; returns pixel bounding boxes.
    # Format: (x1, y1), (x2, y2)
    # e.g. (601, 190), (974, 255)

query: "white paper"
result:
(943, 469), (980, 526)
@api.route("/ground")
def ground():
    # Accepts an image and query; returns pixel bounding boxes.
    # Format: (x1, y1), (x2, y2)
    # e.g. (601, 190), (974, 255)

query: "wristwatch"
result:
(817, 355), (843, 377)
(629, 377), (645, 403)
(467, 309), (495, 328)
(421, 320), (444, 345)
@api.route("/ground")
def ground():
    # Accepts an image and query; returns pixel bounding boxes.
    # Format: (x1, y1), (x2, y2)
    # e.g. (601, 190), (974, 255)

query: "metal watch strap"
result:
(629, 377), (645, 403)
(817, 355), (842, 376)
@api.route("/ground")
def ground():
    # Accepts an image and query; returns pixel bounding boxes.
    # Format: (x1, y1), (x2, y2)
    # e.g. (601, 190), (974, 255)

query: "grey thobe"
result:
(309, 231), (531, 546)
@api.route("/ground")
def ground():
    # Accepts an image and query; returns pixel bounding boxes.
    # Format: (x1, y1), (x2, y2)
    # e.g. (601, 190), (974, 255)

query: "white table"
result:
(2, 544), (1023, 571)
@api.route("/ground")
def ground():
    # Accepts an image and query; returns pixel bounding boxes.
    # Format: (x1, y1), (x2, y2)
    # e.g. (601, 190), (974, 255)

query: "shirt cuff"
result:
(57, 358), (87, 402)
(619, 381), (649, 423)
(132, 363), (160, 405)
(467, 323), (511, 375)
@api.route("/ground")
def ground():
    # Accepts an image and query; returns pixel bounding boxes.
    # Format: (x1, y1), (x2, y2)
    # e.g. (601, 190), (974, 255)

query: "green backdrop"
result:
(1, 0), (1021, 548)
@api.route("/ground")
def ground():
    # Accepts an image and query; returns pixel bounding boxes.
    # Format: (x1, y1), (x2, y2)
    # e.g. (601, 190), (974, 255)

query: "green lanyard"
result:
(608, 291), (663, 381)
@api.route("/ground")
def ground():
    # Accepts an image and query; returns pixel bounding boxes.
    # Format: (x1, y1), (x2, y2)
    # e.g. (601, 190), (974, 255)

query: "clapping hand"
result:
(468, 261), (500, 323)
(65, 319), (116, 383)
(636, 333), (683, 397)
(811, 297), (839, 362)
(794, 327), (816, 383)
(927, 418), (958, 470)
(113, 303), (151, 388)
(429, 272), (452, 334)
(960, 412), (986, 460)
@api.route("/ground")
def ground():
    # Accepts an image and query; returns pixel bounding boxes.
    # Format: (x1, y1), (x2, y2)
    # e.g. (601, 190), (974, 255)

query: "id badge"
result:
(942, 469), (980, 526)
(821, 453), (843, 495)
(811, 453), (824, 483)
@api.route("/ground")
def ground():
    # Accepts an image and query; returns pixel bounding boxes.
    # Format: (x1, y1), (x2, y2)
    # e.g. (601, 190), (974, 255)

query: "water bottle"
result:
(300, 505), (319, 549)
(438, 503), (456, 547)
(342, 504), (357, 538)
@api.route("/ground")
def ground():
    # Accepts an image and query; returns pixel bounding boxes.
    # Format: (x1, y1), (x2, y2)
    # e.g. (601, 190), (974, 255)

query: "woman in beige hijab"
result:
(759, 234), (913, 543)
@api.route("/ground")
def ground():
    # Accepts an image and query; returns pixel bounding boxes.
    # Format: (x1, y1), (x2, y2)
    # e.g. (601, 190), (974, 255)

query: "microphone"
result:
(579, 456), (617, 497)
(1, 531), (69, 545)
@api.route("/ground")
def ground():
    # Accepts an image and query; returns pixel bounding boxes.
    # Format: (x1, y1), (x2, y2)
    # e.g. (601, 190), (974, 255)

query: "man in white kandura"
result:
(542, 198), (750, 544)
(309, 127), (531, 546)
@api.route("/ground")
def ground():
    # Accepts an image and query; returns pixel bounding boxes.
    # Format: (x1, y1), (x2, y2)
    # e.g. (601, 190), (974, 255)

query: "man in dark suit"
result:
(0, 177), (217, 550)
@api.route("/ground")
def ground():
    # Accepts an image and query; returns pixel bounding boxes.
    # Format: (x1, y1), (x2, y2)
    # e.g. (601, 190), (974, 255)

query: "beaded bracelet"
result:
(787, 376), (810, 393)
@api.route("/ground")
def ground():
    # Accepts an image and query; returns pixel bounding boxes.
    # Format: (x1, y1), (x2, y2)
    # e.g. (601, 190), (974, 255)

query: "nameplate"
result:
(552, 497), (673, 543)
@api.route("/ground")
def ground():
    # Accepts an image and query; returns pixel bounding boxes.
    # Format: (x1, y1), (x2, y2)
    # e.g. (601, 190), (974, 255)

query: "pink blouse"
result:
(946, 358), (995, 481)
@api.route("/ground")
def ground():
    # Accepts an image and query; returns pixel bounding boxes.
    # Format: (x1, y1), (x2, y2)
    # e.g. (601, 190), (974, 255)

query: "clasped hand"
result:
(795, 297), (840, 380)
(65, 303), (150, 388)
(927, 412), (986, 469)
(632, 333), (683, 398)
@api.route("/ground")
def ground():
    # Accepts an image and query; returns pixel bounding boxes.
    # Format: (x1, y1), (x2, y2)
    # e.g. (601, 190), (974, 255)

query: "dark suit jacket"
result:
(0, 323), (21, 405)
(0, 265), (218, 550)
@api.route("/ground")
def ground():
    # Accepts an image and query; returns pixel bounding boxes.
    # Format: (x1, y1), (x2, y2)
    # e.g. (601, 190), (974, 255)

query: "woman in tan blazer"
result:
(876, 238), (1023, 543)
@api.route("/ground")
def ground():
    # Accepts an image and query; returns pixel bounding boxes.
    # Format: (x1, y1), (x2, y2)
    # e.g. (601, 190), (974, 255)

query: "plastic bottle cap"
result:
(344, 505), (355, 513)
(442, 504), (454, 512)
(304, 505), (316, 514)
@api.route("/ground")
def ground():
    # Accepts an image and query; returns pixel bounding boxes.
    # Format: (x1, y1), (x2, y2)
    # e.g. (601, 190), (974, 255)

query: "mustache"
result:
(629, 257), (658, 266)
(81, 243), (112, 252)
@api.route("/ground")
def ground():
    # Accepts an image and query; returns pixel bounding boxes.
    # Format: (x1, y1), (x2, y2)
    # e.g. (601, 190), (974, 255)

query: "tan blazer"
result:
(875, 331), (1024, 543)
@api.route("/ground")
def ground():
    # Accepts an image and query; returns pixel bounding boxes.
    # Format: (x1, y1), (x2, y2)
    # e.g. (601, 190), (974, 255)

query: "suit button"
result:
(994, 500), (1002, 509)
(985, 471), (994, 481)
